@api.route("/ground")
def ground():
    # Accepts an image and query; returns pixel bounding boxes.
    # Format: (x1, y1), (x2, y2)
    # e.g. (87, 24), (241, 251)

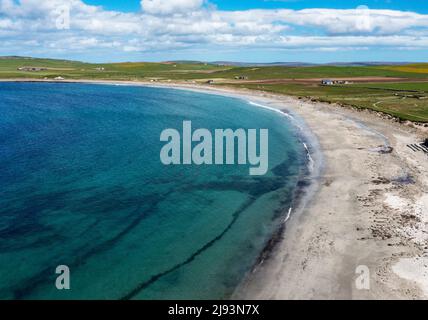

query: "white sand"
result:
(384, 194), (408, 211)
(392, 258), (428, 298)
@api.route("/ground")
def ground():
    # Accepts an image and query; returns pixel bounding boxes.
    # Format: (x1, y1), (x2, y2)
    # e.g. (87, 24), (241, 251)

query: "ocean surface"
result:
(0, 82), (306, 299)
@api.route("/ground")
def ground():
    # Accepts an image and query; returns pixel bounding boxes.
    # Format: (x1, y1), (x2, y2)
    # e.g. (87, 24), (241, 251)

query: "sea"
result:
(0, 82), (307, 299)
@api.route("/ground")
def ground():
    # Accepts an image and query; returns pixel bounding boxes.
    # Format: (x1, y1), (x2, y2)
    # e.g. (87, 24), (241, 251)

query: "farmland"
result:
(232, 82), (428, 122)
(1, 56), (428, 122)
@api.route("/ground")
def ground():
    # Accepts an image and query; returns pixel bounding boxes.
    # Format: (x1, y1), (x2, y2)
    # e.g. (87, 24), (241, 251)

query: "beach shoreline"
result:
(2, 78), (428, 299)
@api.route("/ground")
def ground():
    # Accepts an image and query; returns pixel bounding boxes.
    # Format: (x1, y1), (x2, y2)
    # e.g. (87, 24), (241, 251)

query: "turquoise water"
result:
(0, 82), (306, 300)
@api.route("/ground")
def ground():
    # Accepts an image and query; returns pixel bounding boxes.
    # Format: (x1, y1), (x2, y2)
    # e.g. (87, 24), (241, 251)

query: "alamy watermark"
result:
(54, 5), (70, 30)
(55, 265), (70, 290)
(355, 265), (370, 290)
(355, 5), (372, 32)
(160, 121), (269, 176)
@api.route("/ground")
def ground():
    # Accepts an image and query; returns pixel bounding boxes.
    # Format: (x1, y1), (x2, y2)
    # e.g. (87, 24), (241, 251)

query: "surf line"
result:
(284, 207), (292, 223)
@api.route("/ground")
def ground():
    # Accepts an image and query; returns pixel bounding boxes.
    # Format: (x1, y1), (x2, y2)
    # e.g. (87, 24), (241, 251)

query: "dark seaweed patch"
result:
(183, 176), (286, 198)
(8, 190), (170, 299)
(120, 196), (257, 300)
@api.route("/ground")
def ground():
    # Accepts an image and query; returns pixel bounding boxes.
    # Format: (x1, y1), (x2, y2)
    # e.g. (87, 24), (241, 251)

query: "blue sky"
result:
(0, 0), (428, 63)
(85, 0), (428, 13)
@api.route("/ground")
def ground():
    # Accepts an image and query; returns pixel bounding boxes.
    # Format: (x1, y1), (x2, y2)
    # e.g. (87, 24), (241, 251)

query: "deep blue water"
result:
(0, 82), (306, 300)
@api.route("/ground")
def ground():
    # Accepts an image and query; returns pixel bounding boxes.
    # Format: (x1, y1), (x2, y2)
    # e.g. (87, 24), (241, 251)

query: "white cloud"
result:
(281, 8), (428, 35)
(1, 0), (428, 60)
(140, 0), (204, 15)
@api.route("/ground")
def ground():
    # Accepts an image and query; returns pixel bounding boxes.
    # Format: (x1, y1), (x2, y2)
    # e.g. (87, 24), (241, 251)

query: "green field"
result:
(1, 56), (428, 122)
(0, 57), (228, 80)
(200, 65), (428, 80)
(231, 83), (428, 122)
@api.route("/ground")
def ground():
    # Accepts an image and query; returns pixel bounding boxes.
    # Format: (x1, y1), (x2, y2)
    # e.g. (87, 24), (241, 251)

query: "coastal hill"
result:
(1, 56), (428, 123)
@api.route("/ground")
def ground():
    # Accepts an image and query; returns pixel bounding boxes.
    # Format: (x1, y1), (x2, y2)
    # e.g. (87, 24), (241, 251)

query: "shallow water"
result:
(0, 82), (306, 299)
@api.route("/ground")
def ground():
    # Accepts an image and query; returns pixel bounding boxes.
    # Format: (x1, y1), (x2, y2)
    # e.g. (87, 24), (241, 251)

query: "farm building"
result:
(321, 79), (334, 85)
(321, 79), (351, 85)
(335, 80), (351, 85)
(17, 67), (47, 72)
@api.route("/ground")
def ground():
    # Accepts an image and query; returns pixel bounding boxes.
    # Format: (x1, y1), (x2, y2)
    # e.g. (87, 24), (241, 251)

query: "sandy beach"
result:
(212, 86), (428, 300)
(144, 81), (428, 300)
(3, 79), (428, 300)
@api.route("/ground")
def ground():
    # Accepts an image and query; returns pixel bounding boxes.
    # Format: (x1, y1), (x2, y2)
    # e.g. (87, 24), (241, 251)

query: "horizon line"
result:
(1, 56), (427, 66)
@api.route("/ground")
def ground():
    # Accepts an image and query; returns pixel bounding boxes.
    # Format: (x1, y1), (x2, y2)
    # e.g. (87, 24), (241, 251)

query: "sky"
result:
(0, 0), (427, 63)
(85, 0), (428, 13)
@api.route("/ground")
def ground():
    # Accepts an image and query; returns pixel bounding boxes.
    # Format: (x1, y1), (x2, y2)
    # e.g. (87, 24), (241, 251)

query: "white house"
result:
(321, 79), (334, 85)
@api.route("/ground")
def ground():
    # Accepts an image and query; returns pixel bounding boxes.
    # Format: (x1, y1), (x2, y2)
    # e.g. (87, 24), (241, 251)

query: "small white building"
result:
(17, 66), (46, 72)
(321, 79), (334, 85)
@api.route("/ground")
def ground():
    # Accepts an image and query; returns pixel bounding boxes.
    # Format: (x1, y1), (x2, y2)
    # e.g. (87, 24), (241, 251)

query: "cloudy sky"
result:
(0, 0), (427, 63)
